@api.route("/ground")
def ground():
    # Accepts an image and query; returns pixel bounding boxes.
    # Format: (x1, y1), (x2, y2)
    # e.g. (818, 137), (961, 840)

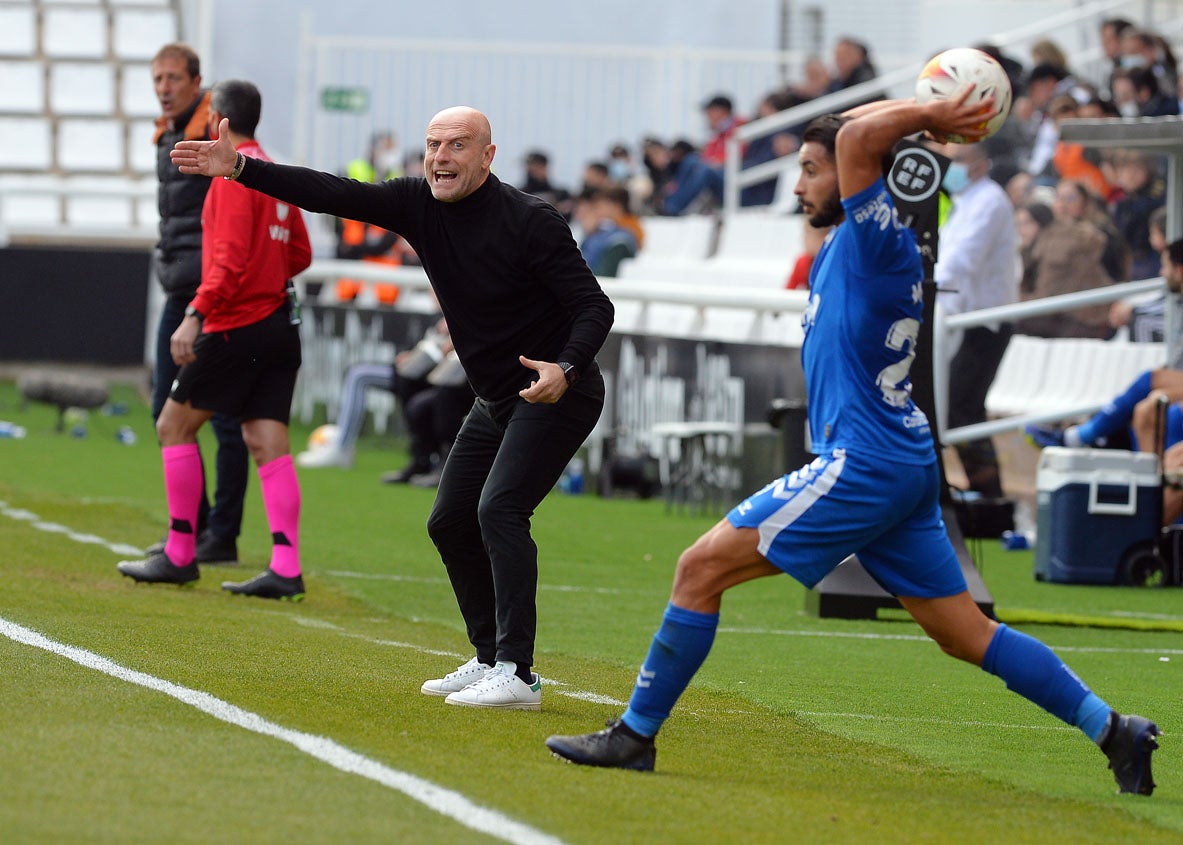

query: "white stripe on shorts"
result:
(756, 449), (846, 556)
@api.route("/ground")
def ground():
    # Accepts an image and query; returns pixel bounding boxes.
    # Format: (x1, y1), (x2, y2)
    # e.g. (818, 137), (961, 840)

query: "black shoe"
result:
(1102, 713), (1160, 795)
(144, 537), (166, 556)
(117, 551), (199, 585)
(222, 569), (305, 601)
(545, 719), (657, 771)
(194, 531), (238, 566)
(380, 462), (432, 485)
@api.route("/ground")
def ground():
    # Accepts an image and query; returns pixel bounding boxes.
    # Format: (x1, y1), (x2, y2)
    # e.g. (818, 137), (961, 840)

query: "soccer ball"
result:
(307, 423), (339, 451)
(914, 47), (1013, 143)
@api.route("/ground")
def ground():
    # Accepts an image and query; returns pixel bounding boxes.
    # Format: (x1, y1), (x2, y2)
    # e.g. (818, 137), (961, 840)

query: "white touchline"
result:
(0, 616), (567, 845)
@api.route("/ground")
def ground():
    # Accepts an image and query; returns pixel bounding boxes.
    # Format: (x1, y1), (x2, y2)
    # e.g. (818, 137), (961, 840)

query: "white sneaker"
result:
(444, 661), (542, 710)
(420, 656), (492, 697)
(295, 445), (352, 469)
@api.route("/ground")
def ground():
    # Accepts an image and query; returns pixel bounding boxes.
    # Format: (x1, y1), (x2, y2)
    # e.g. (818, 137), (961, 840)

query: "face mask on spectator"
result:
(1119, 101), (1140, 118)
(608, 160), (631, 181)
(1120, 54), (1147, 69)
(942, 162), (971, 194)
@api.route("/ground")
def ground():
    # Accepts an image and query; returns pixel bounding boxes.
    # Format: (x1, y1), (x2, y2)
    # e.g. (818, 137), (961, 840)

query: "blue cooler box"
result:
(1034, 447), (1160, 584)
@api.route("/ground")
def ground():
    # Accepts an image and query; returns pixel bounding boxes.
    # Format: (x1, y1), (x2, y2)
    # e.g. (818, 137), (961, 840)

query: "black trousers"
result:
(947, 324), (1012, 498)
(426, 366), (605, 669)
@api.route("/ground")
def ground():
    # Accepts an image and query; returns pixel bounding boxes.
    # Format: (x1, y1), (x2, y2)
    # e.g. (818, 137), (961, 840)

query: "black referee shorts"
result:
(170, 304), (301, 424)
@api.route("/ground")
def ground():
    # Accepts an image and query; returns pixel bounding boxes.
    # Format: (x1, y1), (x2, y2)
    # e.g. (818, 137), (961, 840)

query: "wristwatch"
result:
(184, 304), (204, 321)
(558, 361), (579, 386)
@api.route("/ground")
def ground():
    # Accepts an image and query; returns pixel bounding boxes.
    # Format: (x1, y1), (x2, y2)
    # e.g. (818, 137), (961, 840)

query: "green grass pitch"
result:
(0, 380), (1180, 844)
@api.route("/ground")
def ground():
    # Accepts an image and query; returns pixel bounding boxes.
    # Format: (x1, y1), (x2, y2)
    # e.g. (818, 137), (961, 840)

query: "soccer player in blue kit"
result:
(546, 90), (1160, 795)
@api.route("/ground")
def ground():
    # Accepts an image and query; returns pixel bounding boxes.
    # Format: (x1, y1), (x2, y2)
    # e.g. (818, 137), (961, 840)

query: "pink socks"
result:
(258, 454), (301, 577)
(162, 443), (203, 566)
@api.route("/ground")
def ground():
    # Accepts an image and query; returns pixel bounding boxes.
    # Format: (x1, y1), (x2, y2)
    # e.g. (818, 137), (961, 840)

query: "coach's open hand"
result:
(171, 117), (237, 177)
(518, 356), (568, 404)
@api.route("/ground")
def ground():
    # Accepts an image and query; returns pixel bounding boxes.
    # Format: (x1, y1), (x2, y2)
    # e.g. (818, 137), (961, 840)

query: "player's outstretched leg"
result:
(546, 602), (718, 771)
(980, 622), (1159, 795)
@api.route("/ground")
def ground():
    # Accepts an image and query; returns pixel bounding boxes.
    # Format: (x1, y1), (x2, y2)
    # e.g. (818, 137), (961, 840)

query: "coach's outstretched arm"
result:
(172, 117), (237, 177)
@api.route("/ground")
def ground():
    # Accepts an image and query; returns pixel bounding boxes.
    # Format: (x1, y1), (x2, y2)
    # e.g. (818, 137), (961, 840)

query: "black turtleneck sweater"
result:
(237, 163), (614, 401)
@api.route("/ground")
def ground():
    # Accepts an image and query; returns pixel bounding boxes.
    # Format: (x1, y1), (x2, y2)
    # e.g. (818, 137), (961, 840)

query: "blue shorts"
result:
(726, 448), (967, 598)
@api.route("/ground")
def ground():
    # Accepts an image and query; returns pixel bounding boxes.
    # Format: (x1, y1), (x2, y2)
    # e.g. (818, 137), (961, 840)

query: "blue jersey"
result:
(801, 179), (933, 464)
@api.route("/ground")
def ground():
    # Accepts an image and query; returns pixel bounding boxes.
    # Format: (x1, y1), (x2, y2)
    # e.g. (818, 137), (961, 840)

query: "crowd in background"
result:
(509, 17), (1176, 320)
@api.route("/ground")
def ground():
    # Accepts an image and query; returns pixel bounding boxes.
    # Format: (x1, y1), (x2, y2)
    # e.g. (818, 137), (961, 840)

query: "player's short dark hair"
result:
(801, 114), (850, 158)
(153, 42), (200, 78)
(802, 114), (893, 177)
(211, 79), (262, 139)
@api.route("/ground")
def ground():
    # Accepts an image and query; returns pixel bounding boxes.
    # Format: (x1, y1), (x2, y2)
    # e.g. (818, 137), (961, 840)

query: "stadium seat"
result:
(58, 118), (125, 172)
(0, 60), (44, 113)
(0, 116), (53, 170)
(51, 63), (117, 115)
(0, 7), (37, 57)
(615, 216), (717, 282)
(43, 7), (108, 58)
(112, 8), (178, 60)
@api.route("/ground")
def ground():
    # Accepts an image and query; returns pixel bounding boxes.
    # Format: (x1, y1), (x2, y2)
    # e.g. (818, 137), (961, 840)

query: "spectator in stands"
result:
(1120, 27), (1179, 102)
(793, 56), (833, 101)
(739, 89), (800, 208)
(174, 103), (613, 709)
(934, 141), (1018, 499)
(296, 316), (473, 488)
(1101, 17), (1136, 95)
(581, 161), (612, 193)
(655, 94), (748, 215)
(573, 188), (639, 278)
(660, 139), (722, 216)
(640, 137), (676, 214)
(1030, 38), (1069, 71)
(1047, 96), (1112, 199)
(1110, 207), (1171, 345)
(1120, 66), (1180, 117)
(1014, 198), (1115, 339)
(120, 78), (313, 600)
(603, 183), (644, 249)
(1052, 178), (1129, 283)
(521, 149), (573, 218)
(1021, 63), (1091, 186)
(1111, 150), (1167, 280)
(607, 142), (653, 213)
(827, 37), (879, 102)
(345, 131), (402, 183)
(334, 149), (422, 305)
(700, 94), (745, 167)
(145, 42), (248, 567)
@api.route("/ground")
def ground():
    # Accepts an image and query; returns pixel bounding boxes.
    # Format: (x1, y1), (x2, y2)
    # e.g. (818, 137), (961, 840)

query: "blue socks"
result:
(982, 623), (1112, 743)
(621, 602), (719, 738)
(1077, 369), (1153, 446)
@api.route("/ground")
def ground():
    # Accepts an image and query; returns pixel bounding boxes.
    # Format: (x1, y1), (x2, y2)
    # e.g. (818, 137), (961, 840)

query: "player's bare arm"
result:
(171, 117), (237, 177)
(836, 88), (996, 197)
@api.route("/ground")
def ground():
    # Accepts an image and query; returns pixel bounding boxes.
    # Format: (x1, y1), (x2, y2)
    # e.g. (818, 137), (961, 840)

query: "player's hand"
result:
(923, 84), (997, 144)
(518, 356), (567, 404)
(170, 316), (201, 366)
(171, 118), (237, 176)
